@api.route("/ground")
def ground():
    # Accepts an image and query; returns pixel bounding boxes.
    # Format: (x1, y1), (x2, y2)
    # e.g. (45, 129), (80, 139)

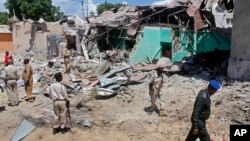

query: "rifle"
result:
(66, 100), (72, 126)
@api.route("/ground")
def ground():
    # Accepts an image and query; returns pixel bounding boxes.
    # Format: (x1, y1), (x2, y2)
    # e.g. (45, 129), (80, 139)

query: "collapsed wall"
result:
(228, 0), (250, 81)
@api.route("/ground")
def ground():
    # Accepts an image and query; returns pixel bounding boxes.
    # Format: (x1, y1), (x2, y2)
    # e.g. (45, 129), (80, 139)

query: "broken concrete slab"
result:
(32, 73), (42, 83)
(157, 57), (173, 67)
(130, 73), (148, 83)
(69, 73), (82, 82)
(95, 60), (111, 75)
(61, 81), (80, 89)
(89, 80), (100, 87)
(17, 80), (24, 87)
(32, 89), (42, 95)
(83, 119), (92, 128)
(132, 64), (159, 71)
(82, 79), (91, 86)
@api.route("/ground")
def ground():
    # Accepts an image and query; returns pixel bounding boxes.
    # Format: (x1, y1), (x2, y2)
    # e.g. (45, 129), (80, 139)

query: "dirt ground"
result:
(1, 71), (246, 141)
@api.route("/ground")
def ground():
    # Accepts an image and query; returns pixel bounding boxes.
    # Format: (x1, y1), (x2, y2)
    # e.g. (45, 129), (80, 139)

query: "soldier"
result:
(147, 67), (164, 114)
(61, 42), (72, 73)
(49, 72), (70, 135)
(22, 58), (34, 102)
(0, 60), (19, 106)
(185, 80), (221, 141)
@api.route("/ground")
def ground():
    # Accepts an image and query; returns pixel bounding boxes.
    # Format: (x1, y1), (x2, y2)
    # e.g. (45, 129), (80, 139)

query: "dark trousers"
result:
(185, 120), (210, 141)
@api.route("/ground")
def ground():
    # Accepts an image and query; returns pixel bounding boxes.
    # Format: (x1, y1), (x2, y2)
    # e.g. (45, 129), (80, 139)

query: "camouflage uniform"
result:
(148, 70), (163, 110)
(61, 42), (72, 72)
(0, 65), (19, 106)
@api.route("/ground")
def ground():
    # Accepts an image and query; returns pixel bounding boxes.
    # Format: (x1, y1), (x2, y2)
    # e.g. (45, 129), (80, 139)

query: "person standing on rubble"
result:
(62, 42), (72, 73)
(146, 67), (164, 114)
(185, 80), (221, 141)
(4, 51), (13, 66)
(49, 72), (70, 135)
(0, 59), (19, 106)
(22, 58), (34, 102)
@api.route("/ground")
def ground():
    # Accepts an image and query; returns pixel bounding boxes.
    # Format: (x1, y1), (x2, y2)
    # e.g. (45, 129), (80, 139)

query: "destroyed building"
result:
(2, 1), (250, 141)
(11, 18), (65, 60)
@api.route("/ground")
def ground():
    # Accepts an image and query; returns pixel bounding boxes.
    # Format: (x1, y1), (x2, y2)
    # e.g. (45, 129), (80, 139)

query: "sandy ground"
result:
(0, 72), (241, 141)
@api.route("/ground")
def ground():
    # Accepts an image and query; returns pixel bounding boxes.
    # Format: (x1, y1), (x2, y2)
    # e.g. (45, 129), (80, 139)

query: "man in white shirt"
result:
(49, 72), (69, 134)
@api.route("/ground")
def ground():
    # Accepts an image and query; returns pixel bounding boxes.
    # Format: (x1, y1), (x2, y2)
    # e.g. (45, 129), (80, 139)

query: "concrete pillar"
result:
(228, 0), (250, 80)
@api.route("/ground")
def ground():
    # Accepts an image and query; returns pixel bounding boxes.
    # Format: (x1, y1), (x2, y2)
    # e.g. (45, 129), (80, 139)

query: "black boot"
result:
(53, 127), (61, 135)
(61, 127), (70, 134)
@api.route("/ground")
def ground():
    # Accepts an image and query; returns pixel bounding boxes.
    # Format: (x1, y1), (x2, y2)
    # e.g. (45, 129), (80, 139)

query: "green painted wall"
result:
(196, 31), (231, 54)
(129, 27), (172, 65)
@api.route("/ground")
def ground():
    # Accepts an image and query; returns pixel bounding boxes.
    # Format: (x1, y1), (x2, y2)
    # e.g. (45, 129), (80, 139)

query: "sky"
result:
(0, 0), (172, 17)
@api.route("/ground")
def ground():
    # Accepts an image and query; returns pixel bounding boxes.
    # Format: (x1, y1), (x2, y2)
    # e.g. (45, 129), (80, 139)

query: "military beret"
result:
(209, 80), (221, 91)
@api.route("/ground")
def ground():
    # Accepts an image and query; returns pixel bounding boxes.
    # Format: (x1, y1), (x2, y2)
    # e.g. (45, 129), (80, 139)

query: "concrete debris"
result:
(32, 73), (42, 83)
(0, 1), (239, 140)
(157, 57), (173, 67)
(95, 60), (111, 75)
(32, 89), (42, 95)
(130, 73), (148, 83)
(70, 73), (82, 82)
(82, 79), (91, 86)
(83, 119), (92, 128)
(17, 80), (25, 87)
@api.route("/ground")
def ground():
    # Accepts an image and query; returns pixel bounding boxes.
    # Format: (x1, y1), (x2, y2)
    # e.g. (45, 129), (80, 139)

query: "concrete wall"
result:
(12, 21), (32, 54)
(12, 21), (63, 55)
(228, 0), (250, 80)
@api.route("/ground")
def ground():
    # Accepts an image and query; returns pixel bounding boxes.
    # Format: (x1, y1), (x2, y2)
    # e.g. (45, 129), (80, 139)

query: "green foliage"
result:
(97, 1), (124, 15)
(4, 0), (64, 22)
(0, 12), (9, 25)
(89, 11), (96, 17)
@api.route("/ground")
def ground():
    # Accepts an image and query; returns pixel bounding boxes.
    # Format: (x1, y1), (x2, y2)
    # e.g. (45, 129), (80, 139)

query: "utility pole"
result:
(82, 0), (84, 18)
(86, 0), (89, 17)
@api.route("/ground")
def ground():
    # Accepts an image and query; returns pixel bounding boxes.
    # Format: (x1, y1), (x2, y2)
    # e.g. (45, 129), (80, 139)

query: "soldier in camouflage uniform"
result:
(61, 42), (72, 73)
(0, 60), (19, 106)
(186, 80), (221, 141)
(148, 68), (164, 113)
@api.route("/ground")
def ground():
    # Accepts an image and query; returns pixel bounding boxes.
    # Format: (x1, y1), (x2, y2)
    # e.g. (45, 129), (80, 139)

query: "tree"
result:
(89, 11), (96, 17)
(97, 1), (124, 15)
(0, 12), (9, 25)
(4, 0), (64, 22)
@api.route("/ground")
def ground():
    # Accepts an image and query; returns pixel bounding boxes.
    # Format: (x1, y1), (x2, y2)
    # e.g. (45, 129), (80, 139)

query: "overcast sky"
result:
(0, 0), (173, 17)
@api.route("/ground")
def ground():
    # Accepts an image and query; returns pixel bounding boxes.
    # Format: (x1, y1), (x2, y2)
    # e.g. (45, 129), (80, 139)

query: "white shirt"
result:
(49, 82), (68, 101)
